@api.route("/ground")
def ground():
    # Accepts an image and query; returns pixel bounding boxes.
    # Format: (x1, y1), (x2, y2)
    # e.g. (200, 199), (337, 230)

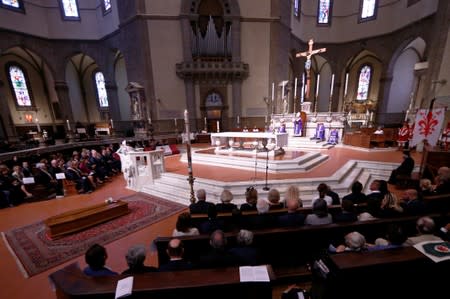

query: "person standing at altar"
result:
(293, 112), (302, 136)
(397, 121), (410, 150)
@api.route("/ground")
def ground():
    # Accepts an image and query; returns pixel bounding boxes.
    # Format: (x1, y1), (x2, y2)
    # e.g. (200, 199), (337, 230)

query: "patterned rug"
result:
(1, 193), (185, 278)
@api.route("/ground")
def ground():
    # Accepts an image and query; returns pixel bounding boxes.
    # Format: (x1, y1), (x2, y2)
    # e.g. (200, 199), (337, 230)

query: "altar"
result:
(210, 132), (288, 153)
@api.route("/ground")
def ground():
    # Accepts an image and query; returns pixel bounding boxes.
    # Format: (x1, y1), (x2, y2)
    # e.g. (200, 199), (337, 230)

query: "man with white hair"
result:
(434, 166), (450, 194)
(189, 188), (214, 214)
(122, 244), (157, 274)
(229, 229), (260, 266)
(404, 216), (442, 246)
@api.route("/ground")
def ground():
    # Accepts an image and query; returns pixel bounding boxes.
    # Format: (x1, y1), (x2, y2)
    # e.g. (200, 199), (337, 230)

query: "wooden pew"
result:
(154, 213), (449, 269)
(321, 246), (449, 298)
(49, 263), (274, 299)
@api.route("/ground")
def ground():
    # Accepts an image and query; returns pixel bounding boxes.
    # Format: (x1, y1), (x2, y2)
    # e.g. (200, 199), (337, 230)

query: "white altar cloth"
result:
(210, 132), (288, 148)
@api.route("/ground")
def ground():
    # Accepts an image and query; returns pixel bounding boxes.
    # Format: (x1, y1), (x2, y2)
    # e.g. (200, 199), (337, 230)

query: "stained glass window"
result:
(317, 0), (331, 25)
(360, 0), (377, 21)
(294, 0), (300, 18)
(1, 0), (24, 12)
(60, 0), (79, 19)
(95, 72), (109, 108)
(103, 0), (111, 14)
(8, 65), (32, 107)
(356, 65), (372, 101)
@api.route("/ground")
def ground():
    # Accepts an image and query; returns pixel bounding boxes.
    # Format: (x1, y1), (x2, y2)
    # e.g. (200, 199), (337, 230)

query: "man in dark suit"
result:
(189, 189), (214, 214)
(388, 150), (414, 184)
(158, 239), (193, 271)
(277, 197), (306, 227)
(400, 189), (425, 215)
(198, 230), (238, 268)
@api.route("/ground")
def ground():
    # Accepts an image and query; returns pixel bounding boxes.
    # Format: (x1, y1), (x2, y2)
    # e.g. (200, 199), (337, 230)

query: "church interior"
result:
(0, 1), (449, 298)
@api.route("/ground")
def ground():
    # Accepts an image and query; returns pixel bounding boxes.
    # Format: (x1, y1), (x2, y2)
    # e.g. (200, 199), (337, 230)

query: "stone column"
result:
(0, 79), (17, 139)
(54, 81), (74, 125)
(232, 79), (242, 120)
(105, 82), (121, 123)
(377, 74), (393, 124)
(184, 78), (197, 132)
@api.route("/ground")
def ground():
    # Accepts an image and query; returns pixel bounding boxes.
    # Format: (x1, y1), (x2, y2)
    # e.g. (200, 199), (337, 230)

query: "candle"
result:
(344, 73), (349, 96)
(271, 82), (275, 101)
(294, 77), (298, 98)
(148, 116), (152, 124)
(66, 119), (71, 131)
(184, 110), (188, 122)
(36, 118), (41, 132)
(265, 115), (268, 123)
(237, 115), (240, 124)
(216, 120), (220, 132)
(174, 118), (177, 127)
(316, 74), (320, 97)
(110, 119), (114, 129)
(281, 82), (285, 100)
(330, 74), (335, 96)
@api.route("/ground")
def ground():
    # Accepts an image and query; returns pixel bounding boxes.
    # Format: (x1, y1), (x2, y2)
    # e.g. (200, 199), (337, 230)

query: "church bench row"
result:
(319, 246), (449, 299)
(48, 262), (273, 299)
(154, 212), (450, 269)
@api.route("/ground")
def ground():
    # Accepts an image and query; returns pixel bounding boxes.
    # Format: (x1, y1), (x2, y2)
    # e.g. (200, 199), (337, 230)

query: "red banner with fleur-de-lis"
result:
(410, 108), (445, 147)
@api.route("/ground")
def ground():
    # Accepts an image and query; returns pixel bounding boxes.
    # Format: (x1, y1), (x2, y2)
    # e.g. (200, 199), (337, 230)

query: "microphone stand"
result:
(263, 147), (270, 191)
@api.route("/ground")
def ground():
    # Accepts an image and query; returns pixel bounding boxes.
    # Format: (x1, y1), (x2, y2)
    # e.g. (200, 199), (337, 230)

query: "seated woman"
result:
(11, 165), (33, 199)
(172, 212), (199, 237)
(267, 188), (284, 210)
(216, 190), (237, 213)
(240, 186), (258, 212)
(83, 244), (117, 277)
(369, 224), (407, 251)
(122, 244), (158, 274)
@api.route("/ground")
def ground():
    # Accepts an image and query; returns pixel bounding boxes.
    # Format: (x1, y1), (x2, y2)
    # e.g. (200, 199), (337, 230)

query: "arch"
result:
(181, 0), (240, 16)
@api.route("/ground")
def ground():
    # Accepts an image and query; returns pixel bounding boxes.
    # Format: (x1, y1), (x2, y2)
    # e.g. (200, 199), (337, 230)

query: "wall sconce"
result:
(24, 114), (33, 123)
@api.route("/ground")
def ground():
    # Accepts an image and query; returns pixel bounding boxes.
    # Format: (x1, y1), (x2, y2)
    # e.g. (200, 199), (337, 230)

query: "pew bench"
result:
(155, 213), (449, 271)
(49, 262), (274, 299)
(320, 246), (449, 298)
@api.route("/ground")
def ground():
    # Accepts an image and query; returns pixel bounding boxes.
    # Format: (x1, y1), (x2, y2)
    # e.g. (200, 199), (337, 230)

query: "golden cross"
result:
(296, 39), (326, 99)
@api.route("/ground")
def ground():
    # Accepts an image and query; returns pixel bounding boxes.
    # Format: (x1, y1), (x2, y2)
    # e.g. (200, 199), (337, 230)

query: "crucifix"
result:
(296, 39), (327, 100)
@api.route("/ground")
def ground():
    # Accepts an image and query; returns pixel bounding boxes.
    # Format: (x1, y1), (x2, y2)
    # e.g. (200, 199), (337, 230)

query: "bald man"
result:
(158, 238), (193, 271)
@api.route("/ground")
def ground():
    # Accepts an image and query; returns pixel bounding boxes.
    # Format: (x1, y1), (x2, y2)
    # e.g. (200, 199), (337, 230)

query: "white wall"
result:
(0, 0), (119, 40)
(240, 21), (270, 117)
(291, 0), (438, 43)
(147, 19), (186, 119)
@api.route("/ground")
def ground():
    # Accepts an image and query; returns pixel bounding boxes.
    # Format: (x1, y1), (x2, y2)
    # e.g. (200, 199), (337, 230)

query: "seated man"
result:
(159, 238), (193, 271)
(310, 123), (325, 141)
(388, 150), (414, 185)
(83, 244), (117, 277)
(189, 188), (214, 214)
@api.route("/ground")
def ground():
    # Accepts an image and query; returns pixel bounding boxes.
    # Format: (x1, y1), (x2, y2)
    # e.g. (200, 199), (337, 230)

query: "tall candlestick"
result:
(330, 74), (335, 96)
(216, 120), (220, 132)
(110, 119), (114, 129)
(271, 82), (275, 101)
(36, 118), (41, 132)
(66, 119), (71, 131)
(294, 77), (298, 98)
(301, 73), (305, 103)
(316, 74), (320, 97)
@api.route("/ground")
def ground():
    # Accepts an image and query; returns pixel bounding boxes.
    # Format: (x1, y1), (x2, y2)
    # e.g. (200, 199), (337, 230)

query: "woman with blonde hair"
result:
(284, 185), (303, 208)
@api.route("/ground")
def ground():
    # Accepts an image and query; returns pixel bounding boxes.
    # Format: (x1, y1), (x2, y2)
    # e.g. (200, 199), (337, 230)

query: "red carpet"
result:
(1, 193), (185, 278)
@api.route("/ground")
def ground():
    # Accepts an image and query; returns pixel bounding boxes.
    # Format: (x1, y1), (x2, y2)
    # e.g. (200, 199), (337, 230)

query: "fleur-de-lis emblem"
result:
(417, 110), (442, 137)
